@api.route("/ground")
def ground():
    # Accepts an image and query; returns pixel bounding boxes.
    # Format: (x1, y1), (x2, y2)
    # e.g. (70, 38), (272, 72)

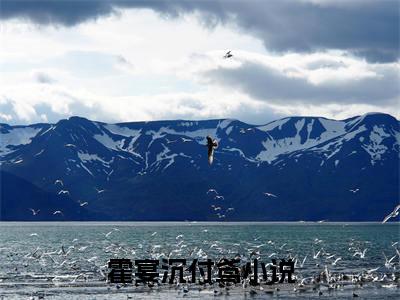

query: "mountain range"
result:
(1, 112), (399, 221)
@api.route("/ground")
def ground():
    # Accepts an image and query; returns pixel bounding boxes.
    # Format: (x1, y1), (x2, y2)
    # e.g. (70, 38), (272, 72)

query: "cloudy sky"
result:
(1, 0), (399, 125)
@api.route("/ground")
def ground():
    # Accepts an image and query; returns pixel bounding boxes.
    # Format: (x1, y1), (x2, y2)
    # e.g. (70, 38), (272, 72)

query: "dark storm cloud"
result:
(1, 0), (398, 62)
(202, 61), (400, 105)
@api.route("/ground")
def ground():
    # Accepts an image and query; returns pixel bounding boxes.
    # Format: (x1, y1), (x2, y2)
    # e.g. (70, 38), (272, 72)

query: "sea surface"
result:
(0, 222), (399, 299)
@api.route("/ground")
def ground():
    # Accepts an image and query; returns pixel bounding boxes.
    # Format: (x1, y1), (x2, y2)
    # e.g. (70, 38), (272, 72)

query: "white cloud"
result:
(0, 8), (398, 125)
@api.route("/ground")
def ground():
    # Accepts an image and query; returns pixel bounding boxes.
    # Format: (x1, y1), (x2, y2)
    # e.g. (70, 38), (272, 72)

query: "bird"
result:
(78, 200), (88, 207)
(313, 249), (322, 259)
(95, 188), (105, 194)
(223, 50), (233, 59)
(87, 256), (98, 263)
(332, 257), (342, 266)
(349, 188), (359, 193)
(207, 189), (218, 195)
(300, 255), (307, 267)
(367, 267), (380, 274)
(353, 248), (367, 258)
(58, 190), (70, 196)
(104, 228), (120, 238)
(53, 210), (63, 216)
(29, 208), (40, 215)
(383, 252), (397, 268)
(214, 195), (224, 200)
(165, 138), (177, 144)
(263, 192), (277, 198)
(54, 179), (64, 186)
(206, 136), (218, 165)
(382, 204), (400, 223)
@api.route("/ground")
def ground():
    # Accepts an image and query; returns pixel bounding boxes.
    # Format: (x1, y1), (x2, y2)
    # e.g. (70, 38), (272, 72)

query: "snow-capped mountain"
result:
(1, 113), (399, 221)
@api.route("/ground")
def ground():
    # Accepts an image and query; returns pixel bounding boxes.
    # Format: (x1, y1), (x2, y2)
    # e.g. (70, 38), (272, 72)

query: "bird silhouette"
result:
(206, 136), (218, 165)
(223, 50), (233, 59)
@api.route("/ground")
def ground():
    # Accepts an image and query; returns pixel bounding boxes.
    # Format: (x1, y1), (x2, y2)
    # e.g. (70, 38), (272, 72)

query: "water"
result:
(0, 222), (399, 299)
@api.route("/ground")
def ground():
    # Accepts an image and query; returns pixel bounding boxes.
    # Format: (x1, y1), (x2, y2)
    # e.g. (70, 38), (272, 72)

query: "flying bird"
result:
(58, 190), (70, 196)
(353, 248), (367, 258)
(223, 50), (233, 59)
(53, 210), (63, 216)
(332, 257), (342, 266)
(263, 192), (277, 198)
(206, 136), (218, 165)
(54, 179), (64, 186)
(349, 188), (359, 193)
(207, 189), (218, 195)
(382, 204), (400, 223)
(78, 201), (88, 207)
(29, 208), (40, 215)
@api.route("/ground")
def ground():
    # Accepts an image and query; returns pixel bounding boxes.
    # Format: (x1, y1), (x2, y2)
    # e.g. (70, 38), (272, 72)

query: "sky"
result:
(0, 0), (399, 125)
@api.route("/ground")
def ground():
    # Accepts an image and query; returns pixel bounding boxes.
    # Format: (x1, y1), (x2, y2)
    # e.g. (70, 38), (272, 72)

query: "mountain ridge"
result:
(1, 112), (399, 221)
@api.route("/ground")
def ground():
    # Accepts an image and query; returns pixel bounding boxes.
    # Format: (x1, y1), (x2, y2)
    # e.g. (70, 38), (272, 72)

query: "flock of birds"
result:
(206, 189), (235, 220)
(2, 225), (398, 299)
(27, 179), (104, 218)
(27, 176), (399, 224)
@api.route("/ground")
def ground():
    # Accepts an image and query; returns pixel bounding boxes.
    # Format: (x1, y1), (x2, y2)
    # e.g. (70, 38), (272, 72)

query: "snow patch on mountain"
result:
(223, 147), (258, 163)
(256, 119), (317, 163)
(153, 144), (178, 171)
(361, 125), (390, 165)
(257, 118), (290, 132)
(147, 127), (218, 145)
(78, 151), (109, 165)
(94, 132), (125, 151)
(218, 119), (234, 129)
(104, 124), (141, 139)
(0, 127), (41, 156)
(256, 118), (354, 163)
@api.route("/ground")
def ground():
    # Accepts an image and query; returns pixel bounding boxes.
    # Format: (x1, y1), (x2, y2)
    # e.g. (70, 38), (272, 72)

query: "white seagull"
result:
(382, 204), (400, 223)
(263, 192), (277, 198)
(207, 189), (218, 195)
(332, 257), (342, 266)
(29, 208), (40, 215)
(53, 210), (64, 216)
(353, 248), (367, 258)
(78, 200), (88, 207)
(54, 179), (64, 186)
